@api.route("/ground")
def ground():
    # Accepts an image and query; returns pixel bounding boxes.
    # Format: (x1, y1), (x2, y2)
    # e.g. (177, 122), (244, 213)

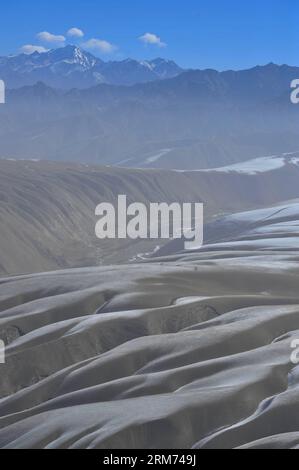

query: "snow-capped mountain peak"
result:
(0, 46), (184, 88)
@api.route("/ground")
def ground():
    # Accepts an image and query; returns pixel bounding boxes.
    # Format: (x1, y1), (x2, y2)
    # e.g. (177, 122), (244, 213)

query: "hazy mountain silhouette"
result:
(0, 62), (298, 168)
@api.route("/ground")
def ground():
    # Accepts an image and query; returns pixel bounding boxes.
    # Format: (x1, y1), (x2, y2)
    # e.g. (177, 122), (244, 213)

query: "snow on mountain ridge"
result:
(0, 46), (184, 88)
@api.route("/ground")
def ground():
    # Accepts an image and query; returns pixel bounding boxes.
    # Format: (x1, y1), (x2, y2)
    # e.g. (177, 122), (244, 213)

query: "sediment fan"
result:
(0, 201), (299, 448)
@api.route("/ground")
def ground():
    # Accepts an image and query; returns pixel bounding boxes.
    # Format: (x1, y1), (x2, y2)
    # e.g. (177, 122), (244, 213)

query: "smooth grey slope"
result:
(0, 160), (204, 275)
(1, 155), (299, 276)
(0, 202), (299, 448)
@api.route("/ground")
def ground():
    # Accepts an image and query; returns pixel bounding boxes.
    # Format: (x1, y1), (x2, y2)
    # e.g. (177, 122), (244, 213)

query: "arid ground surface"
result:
(0, 200), (299, 448)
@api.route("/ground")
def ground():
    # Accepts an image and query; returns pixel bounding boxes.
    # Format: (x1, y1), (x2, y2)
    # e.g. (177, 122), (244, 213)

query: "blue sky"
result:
(0, 0), (297, 69)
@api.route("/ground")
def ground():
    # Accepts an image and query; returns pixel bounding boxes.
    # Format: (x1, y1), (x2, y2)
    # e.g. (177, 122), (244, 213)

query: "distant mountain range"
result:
(0, 45), (184, 88)
(0, 61), (298, 169)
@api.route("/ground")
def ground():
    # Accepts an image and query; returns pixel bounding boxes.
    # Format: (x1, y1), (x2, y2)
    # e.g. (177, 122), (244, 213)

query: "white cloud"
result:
(67, 27), (84, 38)
(139, 33), (166, 48)
(82, 38), (117, 54)
(37, 31), (66, 44)
(20, 45), (49, 55)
